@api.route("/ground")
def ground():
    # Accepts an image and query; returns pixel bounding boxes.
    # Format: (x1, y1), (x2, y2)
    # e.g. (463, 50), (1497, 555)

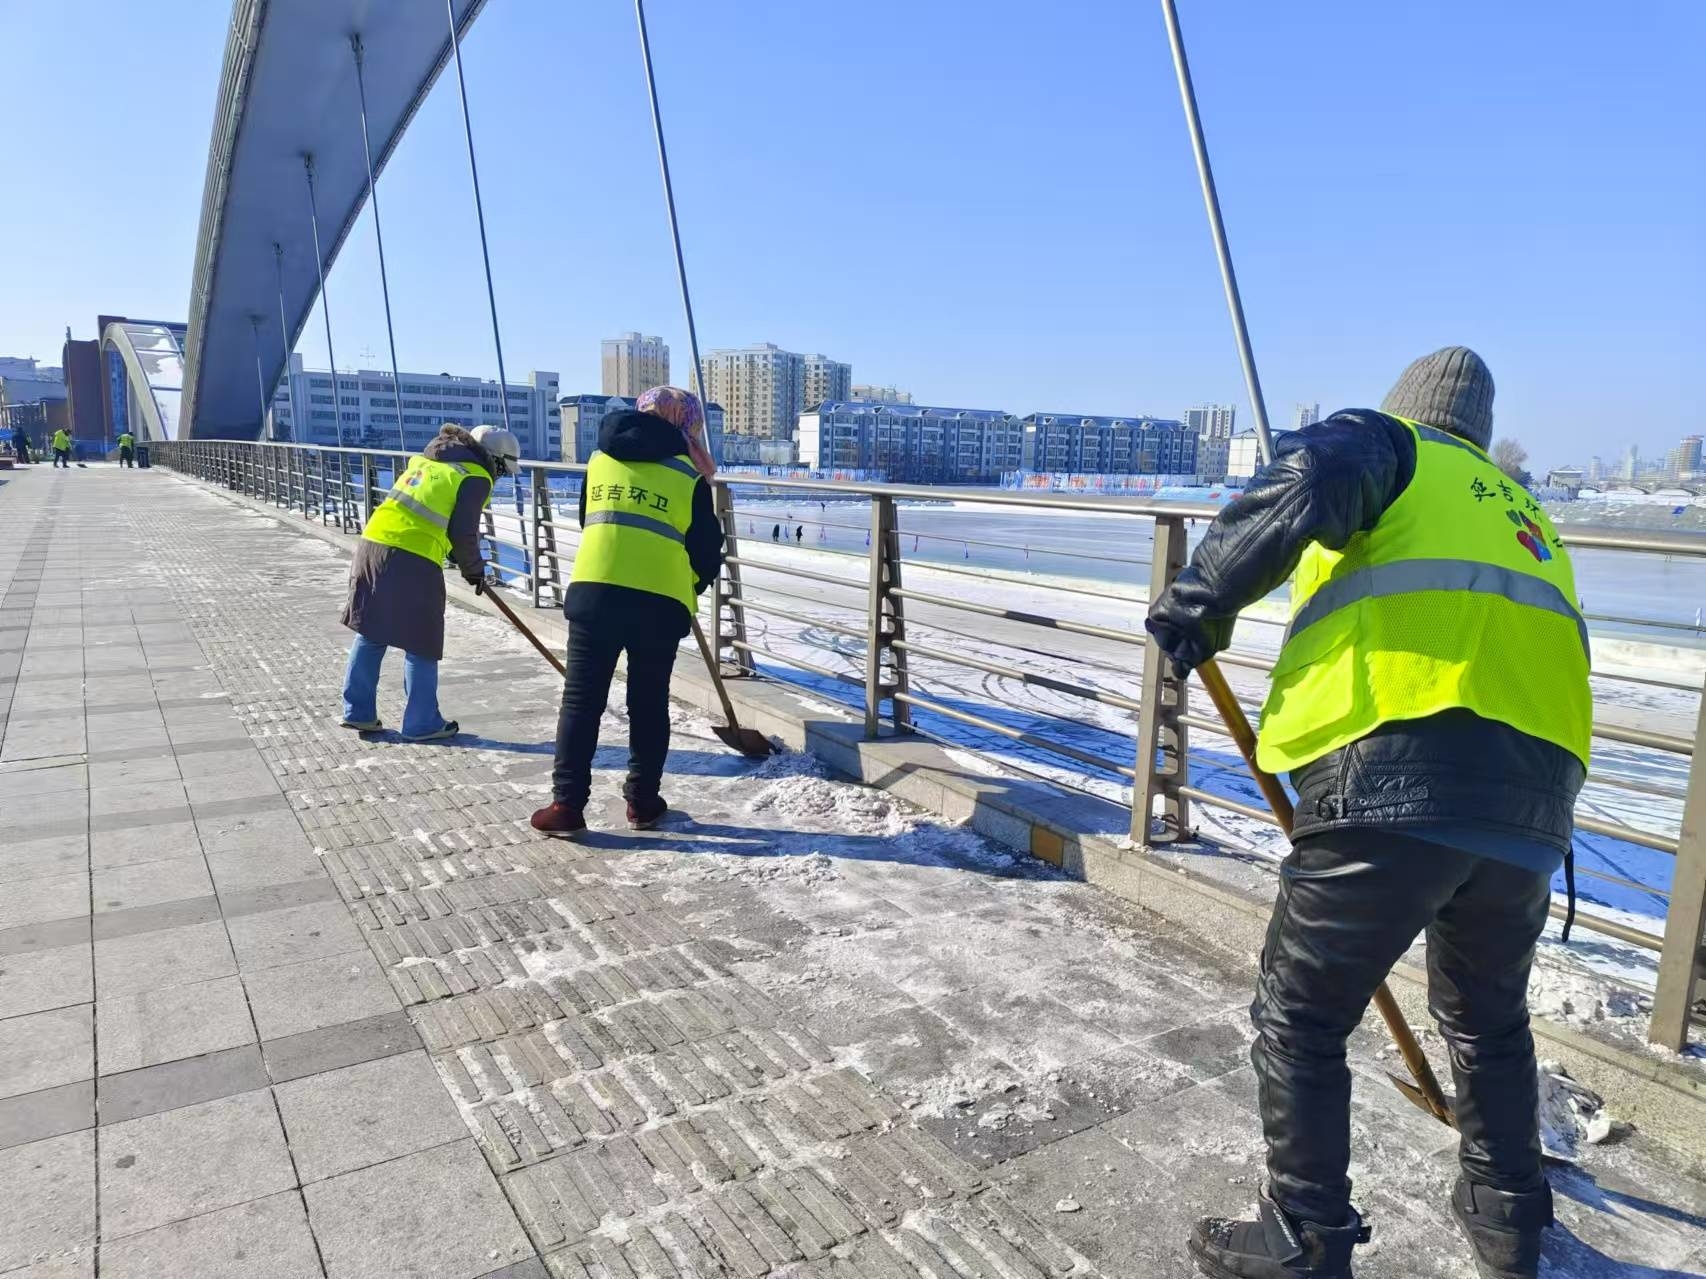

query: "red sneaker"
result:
(626, 796), (668, 830)
(530, 802), (586, 837)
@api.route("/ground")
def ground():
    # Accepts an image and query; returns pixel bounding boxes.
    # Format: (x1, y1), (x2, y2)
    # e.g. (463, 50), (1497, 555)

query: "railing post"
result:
(521, 464), (538, 602)
(1651, 676), (1706, 1050)
(530, 468), (552, 608)
(1131, 514), (1191, 843)
(362, 455), (378, 527)
(713, 484), (753, 676)
(864, 495), (911, 737)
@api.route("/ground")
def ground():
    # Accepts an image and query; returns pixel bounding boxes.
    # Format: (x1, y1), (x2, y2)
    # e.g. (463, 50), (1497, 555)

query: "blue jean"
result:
(341, 635), (443, 737)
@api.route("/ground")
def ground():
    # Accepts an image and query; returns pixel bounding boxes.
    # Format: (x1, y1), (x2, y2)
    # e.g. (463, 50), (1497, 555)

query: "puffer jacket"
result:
(1145, 409), (1585, 853)
(340, 426), (495, 661)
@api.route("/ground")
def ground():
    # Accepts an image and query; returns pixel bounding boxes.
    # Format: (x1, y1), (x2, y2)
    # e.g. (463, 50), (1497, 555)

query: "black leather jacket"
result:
(1146, 410), (1584, 852)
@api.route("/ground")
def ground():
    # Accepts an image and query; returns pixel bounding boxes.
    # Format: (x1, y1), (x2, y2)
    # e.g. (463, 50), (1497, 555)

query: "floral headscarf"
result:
(637, 385), (715, 478)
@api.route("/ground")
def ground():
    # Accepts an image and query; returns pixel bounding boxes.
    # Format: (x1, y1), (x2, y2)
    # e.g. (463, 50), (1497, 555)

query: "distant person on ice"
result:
(772, 523), (780, 542)
(795, 524), (803, 544)
(51, 427), (72, 468)
(338, 422), (520, 740)
(1147, 348), (1589, 1279)
(531, 386), (723, 837)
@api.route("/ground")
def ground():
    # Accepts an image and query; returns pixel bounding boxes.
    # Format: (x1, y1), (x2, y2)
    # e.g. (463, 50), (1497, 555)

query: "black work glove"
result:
(1143, 602), (1231, 680)
(462, 564), (489, 590)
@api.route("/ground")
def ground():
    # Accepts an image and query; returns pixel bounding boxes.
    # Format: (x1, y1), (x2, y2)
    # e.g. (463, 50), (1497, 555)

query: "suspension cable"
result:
(301, 156), (344, 448)
(443, 0), (527, 556)
(634, 0), (710, 457)
(272, 243), (296, 442)
(351, 34), (406, 453)
(249, 317), (269, 438)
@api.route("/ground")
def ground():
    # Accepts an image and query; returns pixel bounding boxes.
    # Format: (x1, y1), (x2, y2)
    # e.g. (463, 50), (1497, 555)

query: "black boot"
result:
(1450, 1178), (1552, 1279)
(1189, 1188), (1370, 1278)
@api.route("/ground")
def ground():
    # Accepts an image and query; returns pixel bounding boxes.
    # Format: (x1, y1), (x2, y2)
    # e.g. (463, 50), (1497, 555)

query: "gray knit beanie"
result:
(1379, 346), (1494, 450)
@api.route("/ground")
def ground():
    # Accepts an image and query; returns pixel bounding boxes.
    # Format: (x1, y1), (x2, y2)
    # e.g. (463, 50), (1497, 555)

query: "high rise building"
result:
(1586, 456), (1605, 483)
(1667, 435), (1703, 480)
(600, 333), (669, 397)
(1621, 444), (1639, 481)
(798, 400), (1022, 482)
(1184, 404), (1236, 482)
(701, 343), (852, 440)
(851, 383), (912, 404)
(800, 354), (851, 415)
(1293, 402), (1321, 431)
(272, 356), (560, 458)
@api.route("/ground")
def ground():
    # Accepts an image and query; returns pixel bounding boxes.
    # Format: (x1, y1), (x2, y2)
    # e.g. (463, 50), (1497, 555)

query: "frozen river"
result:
(729, 495), (1706, 642)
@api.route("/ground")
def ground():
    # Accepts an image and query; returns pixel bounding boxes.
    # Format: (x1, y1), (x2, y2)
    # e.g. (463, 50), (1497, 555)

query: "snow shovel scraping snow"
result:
(689, 615), (774, 759)
(479, 581), (771, 760)
(1195, 658), (1456, 1129)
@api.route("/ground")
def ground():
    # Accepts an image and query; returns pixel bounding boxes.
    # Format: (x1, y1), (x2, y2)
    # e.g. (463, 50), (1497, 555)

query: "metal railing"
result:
(151, 438), (1706, 1052)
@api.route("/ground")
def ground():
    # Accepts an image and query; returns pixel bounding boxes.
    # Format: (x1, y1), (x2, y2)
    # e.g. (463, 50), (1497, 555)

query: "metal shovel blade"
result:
(713, 723), (775, 760)
(1390, 1073), (1457, 1127)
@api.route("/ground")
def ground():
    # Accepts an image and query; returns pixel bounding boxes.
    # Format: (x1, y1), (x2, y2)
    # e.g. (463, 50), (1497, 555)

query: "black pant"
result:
(550, 622), (679, 808)
(53, 448), (70, 468)
(13, 443), (29, 465)
(119, 447), (134, 468)
(1253, 828), (1551, 1226)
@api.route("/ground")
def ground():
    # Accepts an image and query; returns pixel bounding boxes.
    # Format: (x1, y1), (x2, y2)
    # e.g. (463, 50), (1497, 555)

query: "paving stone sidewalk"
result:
(2, 465), (1703, 1279)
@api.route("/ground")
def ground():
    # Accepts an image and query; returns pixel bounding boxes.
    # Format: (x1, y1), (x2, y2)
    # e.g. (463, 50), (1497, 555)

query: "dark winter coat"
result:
(1146, 409), (1585, 854)
(340, 426), (495, 661)
(565, 410), (724, 641)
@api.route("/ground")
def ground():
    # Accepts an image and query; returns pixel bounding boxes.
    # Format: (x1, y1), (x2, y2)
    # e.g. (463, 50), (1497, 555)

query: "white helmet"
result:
(471, 424), (521, 476)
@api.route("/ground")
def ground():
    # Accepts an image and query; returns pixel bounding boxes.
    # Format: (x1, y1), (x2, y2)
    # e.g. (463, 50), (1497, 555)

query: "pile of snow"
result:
(744, 751), (909, 837)
(1527, 959), (1653, 1030)
(1537, 1061), (1619, 1161)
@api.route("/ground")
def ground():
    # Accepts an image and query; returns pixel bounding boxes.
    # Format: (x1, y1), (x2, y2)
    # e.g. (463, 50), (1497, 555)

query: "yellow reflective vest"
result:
(361, 455), (491, 565)
(118, 434), (134, 450)
(1256, 417), (1592, 773)
(52, 430), (70, 451)
(570, 452), (700, 613)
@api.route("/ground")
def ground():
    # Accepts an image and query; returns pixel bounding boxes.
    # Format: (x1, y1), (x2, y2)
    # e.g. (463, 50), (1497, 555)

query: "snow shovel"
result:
(689, 615), (774, 759)
(478, 581), (772, 760)
(1195, 658), (1456, 1129)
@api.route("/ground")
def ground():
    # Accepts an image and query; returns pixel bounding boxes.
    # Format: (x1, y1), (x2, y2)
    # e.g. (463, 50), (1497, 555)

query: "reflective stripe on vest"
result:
(570, 452), (699, 614)
(1255, 416), (1592, 773)
(361, 455), (491, 565)
(584, 509), (687, 544)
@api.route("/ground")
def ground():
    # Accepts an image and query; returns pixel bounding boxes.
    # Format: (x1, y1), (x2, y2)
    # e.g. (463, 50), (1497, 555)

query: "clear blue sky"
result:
(2, 0), (1700, 471)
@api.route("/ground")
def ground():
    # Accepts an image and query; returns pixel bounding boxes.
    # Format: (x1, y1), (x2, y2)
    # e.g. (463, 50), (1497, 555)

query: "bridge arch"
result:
(101, 321), (186, 442)
(182, 0), (490, 438)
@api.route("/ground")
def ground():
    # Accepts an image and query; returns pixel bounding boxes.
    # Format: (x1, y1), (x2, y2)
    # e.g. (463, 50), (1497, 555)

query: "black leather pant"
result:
(549, 622), (678, 808)
(1252, 828), (1552, 1226)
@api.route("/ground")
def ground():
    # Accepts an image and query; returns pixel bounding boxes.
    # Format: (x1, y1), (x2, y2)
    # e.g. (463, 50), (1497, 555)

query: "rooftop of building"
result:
(1025, 411), (1186, 428)
(811, 399), (1017, 421)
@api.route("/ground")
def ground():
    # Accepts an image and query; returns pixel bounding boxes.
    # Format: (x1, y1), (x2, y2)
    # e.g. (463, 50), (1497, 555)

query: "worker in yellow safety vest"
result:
(51, 428), (72, 469)
(117, 432), (136, 468)
(338, 423), (520, 741)
(1147, 349), (1588, 1279)
(531, 385), (724, 837)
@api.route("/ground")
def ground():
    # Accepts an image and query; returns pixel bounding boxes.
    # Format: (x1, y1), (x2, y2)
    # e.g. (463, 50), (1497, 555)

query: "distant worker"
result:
(117, 432), (136, 468)
(339, 422), (520, 741)
(1147, 349), (1588, 1279)
(795, 524), (804, 544)
(8, 425), (29, 465)
(51, 427), (72, 469)
(532, 386), (723, 837)
(772, 523), (781, 542)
